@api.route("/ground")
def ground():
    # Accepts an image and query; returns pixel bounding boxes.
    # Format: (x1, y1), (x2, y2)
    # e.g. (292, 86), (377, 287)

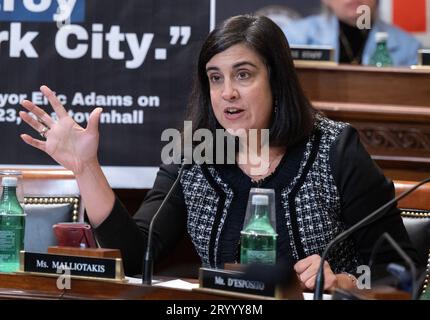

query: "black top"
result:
(95, 126), (419, 276)
(338, 20), (370, 64)
(215, 138), (305, 264)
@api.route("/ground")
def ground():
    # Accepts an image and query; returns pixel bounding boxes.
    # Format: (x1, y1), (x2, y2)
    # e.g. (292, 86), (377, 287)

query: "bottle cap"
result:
(252, 194), (269, 205)
(2, 177), (18, 187)
(375, 32), (388, 43)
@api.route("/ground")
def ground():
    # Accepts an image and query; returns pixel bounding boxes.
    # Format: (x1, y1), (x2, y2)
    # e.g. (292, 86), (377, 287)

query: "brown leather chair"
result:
(420, 253), (430, 299)
(395, 180), (430, 268)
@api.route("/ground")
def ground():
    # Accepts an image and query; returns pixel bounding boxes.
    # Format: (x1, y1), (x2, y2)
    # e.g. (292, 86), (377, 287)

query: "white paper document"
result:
(153, 279), (199, 290)
(125, 276), (198, 290)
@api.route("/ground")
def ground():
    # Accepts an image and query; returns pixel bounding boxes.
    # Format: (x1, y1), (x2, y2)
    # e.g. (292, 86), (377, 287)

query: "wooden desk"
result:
(296, 65), (430, 180)
(0, 273), (237, 300)
(296, 64), (430, 107)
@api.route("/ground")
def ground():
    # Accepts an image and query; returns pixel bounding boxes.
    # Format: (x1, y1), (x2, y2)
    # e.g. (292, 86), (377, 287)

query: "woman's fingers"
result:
(40, 85), (69, 119)
(294, 254), (320, 283)
(304, 274), (317, 290)
(19, 111), (50, 135)
(20, 134), (46, 152)
(294, 255), (338, 291)
(87, 107), (103, 134)
(20, 99), (55, 128)
(301, 267), (336, 290)
(298, 264), (318, 284)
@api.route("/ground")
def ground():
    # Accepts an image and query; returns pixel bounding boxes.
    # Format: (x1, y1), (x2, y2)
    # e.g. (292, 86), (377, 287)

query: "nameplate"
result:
(19, 251), (125, 281)
(418, 49), (430, 66)
(290, 45), (335, 65)
(199, 267), (278, 298)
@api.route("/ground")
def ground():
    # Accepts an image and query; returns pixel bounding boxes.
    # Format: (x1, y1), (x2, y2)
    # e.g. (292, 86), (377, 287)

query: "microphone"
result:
(369, 233), (417, 298)
(314, 176), (430, 300)
(142, 160), (190, 285)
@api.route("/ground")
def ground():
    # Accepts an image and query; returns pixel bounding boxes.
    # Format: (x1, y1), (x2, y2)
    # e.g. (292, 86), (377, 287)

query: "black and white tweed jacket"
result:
(180, 117), (360, 274)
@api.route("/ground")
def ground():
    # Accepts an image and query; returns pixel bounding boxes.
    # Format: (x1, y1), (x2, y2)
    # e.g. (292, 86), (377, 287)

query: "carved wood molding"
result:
(358, 127), (430, 151)
(314, 101), (430, 123)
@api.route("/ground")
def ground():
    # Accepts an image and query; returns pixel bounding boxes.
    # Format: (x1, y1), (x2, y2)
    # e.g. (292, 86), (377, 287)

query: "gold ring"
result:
(39, 126), (49, 138)
(37, 117), (50, 130)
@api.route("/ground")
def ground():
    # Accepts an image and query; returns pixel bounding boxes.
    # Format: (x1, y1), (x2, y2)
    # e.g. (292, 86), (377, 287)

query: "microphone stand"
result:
(142, 161), (189, 285)
(314, 176), (430, 300)
(368, 232), (417, 299)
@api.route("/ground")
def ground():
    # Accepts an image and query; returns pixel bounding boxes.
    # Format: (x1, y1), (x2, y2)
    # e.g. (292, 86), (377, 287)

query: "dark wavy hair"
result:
(186, 14), (315, 148)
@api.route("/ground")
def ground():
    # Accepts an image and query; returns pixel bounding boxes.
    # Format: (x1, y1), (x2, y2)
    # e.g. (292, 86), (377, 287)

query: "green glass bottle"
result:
(240, 194), (277, 265)
(369, 32), (393, 67)
(0, 177), (25, 272)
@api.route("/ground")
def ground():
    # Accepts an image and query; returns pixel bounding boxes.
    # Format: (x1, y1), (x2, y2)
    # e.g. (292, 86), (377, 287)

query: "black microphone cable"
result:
(142, 160), (189, 285)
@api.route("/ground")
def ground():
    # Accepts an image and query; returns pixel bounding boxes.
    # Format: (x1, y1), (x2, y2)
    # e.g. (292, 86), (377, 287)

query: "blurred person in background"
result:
(254, 4), (302, 31)
(281, 0), (421, 65)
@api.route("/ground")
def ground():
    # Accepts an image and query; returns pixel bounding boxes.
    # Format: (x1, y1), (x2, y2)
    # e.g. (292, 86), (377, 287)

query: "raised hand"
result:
(19, 85), (103, 174)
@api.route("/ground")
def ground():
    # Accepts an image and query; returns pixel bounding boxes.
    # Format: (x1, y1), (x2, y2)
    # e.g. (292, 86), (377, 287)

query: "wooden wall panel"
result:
(297, 65), (430, 181)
